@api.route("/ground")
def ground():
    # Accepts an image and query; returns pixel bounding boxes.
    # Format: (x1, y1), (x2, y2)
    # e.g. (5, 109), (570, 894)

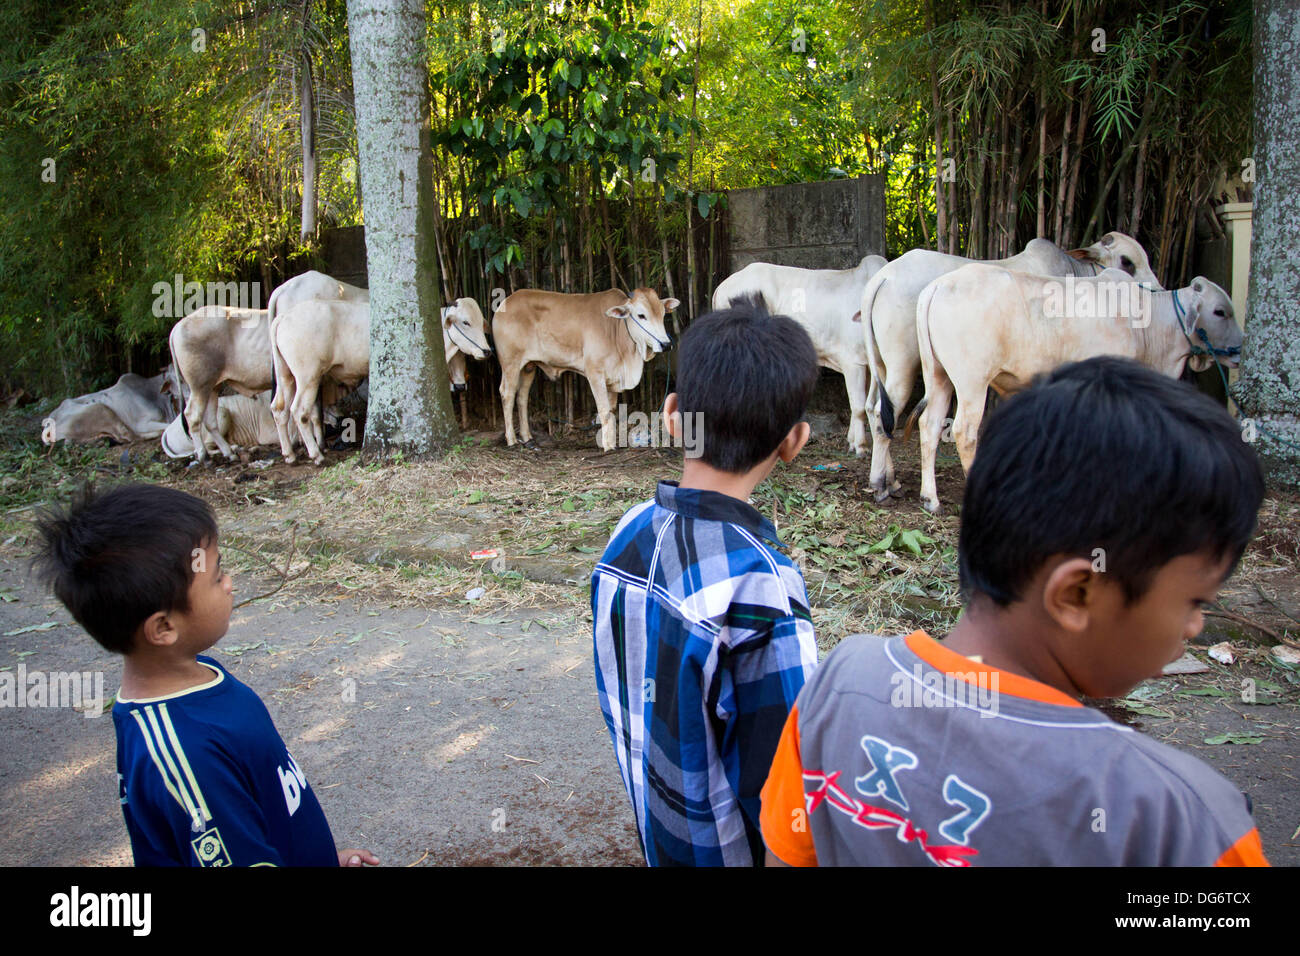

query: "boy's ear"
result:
(1041, 557), (1098, 634)
(139, 610), (181, 649)
(777, 420), (811, 463)
(663, 392), (682, 439)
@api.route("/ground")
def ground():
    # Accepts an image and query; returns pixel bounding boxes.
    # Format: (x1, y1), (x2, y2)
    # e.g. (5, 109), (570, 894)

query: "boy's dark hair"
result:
(959, 356), (1264, 607)
(32, 484), (219, 654)
(675, 294), (820, 473)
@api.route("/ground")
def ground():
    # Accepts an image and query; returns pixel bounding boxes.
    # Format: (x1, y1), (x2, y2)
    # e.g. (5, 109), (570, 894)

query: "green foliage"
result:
(433, 0), (707, 277)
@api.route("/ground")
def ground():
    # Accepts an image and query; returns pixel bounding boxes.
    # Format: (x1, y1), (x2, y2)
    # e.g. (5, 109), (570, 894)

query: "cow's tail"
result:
(904, 280), (943, 443)
(266, 282), (283, 402)
(167, 325), (192, 442)
(860, 269), (893, 436)
(267, 290), (291, 431)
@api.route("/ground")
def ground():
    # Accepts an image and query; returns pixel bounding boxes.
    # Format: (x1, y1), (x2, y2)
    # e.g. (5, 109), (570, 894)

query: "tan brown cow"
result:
(168, 306), (271, 463)
(492, 288), (677, 450)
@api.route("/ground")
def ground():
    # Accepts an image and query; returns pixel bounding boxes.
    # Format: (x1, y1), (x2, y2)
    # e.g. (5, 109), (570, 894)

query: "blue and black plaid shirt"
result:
(592, 481), (818, 866)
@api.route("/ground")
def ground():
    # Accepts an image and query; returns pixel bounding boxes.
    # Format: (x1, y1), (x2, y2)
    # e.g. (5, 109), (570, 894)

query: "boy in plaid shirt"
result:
(592, 295), (821, 866)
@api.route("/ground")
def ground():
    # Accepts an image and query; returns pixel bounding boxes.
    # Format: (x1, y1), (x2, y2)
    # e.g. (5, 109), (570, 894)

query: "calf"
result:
(492, 288), (676, 451)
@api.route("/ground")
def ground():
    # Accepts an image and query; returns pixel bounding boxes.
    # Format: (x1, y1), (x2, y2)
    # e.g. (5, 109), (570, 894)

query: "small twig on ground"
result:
(407, 850), (429, 867)
(228, 524), (310, 609)
(504, 753), (539, 764)
(1254, 583), (1300, 625)
(1204, 607), (1285, 644)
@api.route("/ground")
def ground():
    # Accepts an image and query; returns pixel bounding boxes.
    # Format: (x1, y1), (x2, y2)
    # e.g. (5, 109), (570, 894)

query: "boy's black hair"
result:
(959, 356), (1264, 607)
(32, 484), (219, 654)
(675, 294), (820, 473)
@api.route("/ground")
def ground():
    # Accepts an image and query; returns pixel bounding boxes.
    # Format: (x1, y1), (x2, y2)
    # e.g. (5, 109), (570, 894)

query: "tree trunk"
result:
(931, 71), (946, 253)
(348, 0), (457, 456)
(1062, 88), (1092, 246)
(298, 2), (317, 239)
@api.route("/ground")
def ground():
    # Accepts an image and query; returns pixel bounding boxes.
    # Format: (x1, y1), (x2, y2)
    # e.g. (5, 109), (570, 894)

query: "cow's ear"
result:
(663, 298), (680, 312)
(440, 306), (454, 327)
(606, 304), (632, 320)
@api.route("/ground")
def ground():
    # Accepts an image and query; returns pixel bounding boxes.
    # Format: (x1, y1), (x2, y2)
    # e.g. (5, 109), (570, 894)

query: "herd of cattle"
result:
(39, 229), (1243, 512)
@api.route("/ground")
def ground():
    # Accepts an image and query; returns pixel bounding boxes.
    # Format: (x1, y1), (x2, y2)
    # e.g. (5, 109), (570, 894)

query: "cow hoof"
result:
(921, 498), (942, 516)
(873, 488), (892, 504)
(311, 456), (325, 466)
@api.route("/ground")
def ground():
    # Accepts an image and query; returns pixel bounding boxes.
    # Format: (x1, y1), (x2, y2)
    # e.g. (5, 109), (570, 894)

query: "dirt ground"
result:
(1, 411), (1298, 866)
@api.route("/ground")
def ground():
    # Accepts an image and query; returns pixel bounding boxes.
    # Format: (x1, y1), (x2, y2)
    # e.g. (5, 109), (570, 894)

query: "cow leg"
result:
(183, 393), (209, 464)
(878, 352), (917, 498)
(291, 381), (326, 466)
(917, 369), (954, 516)
(950, 383), (988, 474)
(516, 367), (537, 445)
(498, 365), (519, 446)
(843, 362), (869, 458)
(865, 369), (891, 499)
(272, 376), (299, 464)
(587, 373), (615, 451)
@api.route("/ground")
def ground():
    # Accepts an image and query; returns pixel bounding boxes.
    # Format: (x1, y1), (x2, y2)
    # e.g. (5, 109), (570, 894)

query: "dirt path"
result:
(0, 557), (643, 866)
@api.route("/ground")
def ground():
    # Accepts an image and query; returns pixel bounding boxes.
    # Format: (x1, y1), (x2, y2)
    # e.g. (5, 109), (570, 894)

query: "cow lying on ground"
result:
(492, 288), (677, 451)
(168, 306), (272, 463)
(160, 392), (279, 459)
(271, 298), (370, 465)
(914, 268), (1241, 514)
(41, 371), (176, 445)
(712, 254), (888, 455)
(861, 232), (1161, 501)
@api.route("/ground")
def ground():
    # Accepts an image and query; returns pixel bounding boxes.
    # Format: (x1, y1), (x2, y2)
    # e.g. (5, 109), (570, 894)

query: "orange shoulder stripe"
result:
(760, 704), (819, 867)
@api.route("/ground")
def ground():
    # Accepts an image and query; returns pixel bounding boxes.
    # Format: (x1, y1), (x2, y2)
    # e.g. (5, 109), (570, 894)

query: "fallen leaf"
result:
(4, 622), (59, 636)
(1203, 733), (1264, 745)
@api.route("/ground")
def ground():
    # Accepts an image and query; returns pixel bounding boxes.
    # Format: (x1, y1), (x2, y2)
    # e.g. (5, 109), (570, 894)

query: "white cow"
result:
(861, 232), (1161, 500)
(272, 298), (370, 465)
(712, 254), (889, 455)
(267, 271), (369, 458)
(160, 391), (279, 459)
(41, 371), (175, 445)
(915, 268), (1241, 514)
(168, 306), (272, 463)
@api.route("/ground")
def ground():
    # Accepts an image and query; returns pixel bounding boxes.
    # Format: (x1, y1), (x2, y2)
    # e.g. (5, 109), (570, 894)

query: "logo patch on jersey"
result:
(191, 827), (232, 867)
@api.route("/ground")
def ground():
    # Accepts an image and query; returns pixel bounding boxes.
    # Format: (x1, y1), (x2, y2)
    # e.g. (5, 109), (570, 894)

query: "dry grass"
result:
(3, 412), (1297, 654)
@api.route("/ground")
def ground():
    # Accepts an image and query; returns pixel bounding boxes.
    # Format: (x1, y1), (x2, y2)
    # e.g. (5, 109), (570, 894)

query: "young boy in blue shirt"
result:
(592, 296), (822, 866)
(761, 356), (1269, 866)
(35, 483), (377, 867)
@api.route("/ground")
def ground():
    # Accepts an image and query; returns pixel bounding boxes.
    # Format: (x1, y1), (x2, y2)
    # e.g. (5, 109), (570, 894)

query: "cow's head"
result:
(158, 363), (188, 418)
(1071, 232), (1162, 288)
(607, 289), (677, 359)
(1178, 277), (1241, 372)
(442, 297), (492, 360)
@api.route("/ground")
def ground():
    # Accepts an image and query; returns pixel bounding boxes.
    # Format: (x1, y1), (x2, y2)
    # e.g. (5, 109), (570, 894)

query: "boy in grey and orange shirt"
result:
(761, 356), (1269, 866)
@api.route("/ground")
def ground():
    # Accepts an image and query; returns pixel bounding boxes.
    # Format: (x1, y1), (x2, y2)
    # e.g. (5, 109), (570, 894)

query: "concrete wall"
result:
(724, 174), (886, 273)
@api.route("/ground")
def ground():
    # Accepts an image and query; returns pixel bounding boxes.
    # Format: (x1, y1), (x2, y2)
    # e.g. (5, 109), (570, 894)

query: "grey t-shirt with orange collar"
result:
(760, 631), (1268, 866)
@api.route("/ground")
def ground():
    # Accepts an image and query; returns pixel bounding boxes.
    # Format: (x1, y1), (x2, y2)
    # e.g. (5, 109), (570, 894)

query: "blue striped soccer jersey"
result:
(113, 655), (338, 866)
